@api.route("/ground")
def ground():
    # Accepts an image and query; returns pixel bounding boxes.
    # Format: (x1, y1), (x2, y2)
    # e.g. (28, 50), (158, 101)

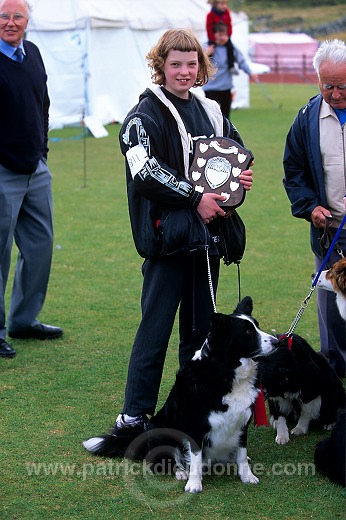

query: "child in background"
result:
(204, 22), (257, 118)
(206, 0), (234, 69)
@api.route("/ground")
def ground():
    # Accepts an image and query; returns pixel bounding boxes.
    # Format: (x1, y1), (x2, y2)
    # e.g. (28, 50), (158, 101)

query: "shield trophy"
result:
(189, 137), (254, 209)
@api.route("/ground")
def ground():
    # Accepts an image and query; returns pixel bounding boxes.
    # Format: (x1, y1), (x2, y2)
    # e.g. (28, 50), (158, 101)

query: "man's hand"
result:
(311, 206), (333, 228)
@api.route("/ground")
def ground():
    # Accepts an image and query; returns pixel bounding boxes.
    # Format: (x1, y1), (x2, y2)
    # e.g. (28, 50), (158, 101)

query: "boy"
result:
(204, 22), (257, 118)
(206, 0), (234, 70)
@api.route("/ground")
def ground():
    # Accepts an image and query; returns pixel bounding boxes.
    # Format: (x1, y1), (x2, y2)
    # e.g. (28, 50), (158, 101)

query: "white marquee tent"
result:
(26, 0), (252, 129)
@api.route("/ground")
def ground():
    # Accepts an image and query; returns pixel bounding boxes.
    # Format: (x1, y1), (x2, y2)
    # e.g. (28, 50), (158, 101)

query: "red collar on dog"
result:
(278, 334), (293, 350)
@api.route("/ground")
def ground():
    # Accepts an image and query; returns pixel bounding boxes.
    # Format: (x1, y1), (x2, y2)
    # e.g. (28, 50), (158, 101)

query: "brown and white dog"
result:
(316, 257), (346, 321)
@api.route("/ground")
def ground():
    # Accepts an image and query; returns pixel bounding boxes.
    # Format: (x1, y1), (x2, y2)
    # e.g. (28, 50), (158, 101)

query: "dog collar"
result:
(278, 334), (293, 350)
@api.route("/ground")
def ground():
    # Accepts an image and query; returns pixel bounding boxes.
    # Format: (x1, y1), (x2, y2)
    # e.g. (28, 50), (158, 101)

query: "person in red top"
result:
(206, 0), (234, 69)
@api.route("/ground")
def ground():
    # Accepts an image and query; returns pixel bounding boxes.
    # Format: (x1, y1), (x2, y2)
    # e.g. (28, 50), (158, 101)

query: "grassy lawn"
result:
(1, 81), (345, 519)
(242, 2), (346, 41)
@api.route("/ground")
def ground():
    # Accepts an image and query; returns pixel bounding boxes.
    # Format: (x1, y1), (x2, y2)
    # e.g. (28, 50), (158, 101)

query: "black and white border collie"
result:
(316, 257), (346, 321)
(257, 334), (345, 445)
(83, 296), (277, 493)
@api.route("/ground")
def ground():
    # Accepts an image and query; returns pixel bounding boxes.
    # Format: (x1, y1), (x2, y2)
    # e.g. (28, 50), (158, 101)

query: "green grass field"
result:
(1, 82), (345, 519)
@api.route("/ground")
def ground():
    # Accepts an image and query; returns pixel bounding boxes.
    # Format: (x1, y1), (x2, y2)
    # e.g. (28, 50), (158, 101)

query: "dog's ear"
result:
(210, 312), (229, 331)
(234, 296), (253, 316)
(209, 312), (232, 349)
(288, 334), (315, 361)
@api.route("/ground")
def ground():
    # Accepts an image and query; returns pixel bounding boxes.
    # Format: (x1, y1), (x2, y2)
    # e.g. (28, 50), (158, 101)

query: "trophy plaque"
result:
(189, 137), (254, 208)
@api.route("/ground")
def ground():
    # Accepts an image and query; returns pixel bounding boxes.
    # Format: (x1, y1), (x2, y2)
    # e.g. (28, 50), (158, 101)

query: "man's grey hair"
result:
(26, 1), (32, 17)
(0, 0), (32, 18)
(313, 39), (346, 77)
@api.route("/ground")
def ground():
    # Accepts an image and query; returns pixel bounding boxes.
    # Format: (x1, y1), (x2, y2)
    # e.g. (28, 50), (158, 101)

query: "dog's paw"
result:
(240, 472), (259, 484)
(184, 479), (203, 493)
(275, 433), (290, 445)
(291, 426), (307, 436)
(175, 469), (188, 481)
(274, 416), (290, 444)
(324, 423), (335, 431)
(238, 461), (259, 484)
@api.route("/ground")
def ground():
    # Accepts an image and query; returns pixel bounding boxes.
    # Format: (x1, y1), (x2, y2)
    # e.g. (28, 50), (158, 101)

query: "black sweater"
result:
(0, 40), (50, 174)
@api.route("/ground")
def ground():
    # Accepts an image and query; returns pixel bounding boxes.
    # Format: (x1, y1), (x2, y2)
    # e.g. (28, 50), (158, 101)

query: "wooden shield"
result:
(189, 137), (254, 209)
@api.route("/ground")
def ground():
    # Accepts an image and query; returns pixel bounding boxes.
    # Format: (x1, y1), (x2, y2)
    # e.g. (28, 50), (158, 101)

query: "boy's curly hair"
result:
(146, 28), (216, 87)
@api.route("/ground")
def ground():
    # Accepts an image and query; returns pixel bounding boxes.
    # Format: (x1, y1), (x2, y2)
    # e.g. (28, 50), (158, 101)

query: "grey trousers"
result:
(0, 160), (53, 339)
(315, 227), (346, 378)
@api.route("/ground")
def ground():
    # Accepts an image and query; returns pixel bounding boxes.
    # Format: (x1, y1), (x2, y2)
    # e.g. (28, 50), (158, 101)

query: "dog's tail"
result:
(83, 427), (156, 460)
(83, 426), (192, 470)
(83, 434), (131, 458)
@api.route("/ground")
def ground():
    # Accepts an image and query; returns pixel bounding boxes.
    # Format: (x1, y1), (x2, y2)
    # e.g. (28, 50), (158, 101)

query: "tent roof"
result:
(26, 1), (251, 127)
(28, 0), (212, 32)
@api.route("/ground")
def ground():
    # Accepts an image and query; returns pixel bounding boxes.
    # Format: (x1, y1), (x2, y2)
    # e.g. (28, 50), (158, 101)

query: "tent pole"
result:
(81, 17), (91, 188)
(82, 107), (87, 188)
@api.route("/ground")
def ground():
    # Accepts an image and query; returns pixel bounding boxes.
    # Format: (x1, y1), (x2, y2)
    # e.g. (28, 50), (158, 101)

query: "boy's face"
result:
(213, 30), (229, 46)
(163, 49), (199, 99)
(216, 0), (228, 12)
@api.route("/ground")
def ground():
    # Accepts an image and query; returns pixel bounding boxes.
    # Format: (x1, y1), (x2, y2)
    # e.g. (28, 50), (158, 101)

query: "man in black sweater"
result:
(0, 0), (63, 358)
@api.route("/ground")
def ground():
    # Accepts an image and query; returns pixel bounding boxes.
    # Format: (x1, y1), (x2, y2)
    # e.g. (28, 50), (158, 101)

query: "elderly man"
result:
(0, 0), (63, 358)
(283, 39), (346, 378)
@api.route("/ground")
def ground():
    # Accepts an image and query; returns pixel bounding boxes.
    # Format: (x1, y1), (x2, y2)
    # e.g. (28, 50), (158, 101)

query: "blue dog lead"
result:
(311, 212), (346, 288)
(283, 209), (346, 339)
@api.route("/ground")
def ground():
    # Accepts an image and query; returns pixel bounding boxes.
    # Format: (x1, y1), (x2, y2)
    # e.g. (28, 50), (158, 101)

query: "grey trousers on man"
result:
(0, 159), (53, 340)
(315, 228), (346, 378)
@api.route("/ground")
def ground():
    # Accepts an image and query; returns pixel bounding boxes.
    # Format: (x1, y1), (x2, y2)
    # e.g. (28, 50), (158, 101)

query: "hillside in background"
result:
(235, 2), (346, 41)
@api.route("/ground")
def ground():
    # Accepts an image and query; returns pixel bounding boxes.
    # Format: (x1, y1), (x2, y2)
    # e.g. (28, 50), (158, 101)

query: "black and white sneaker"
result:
(111, 414), (149, 439)
(82, 414), (149, 455)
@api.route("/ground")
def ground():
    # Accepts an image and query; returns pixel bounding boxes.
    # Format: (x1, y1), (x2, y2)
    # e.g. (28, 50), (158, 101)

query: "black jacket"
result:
(119, 86), (244, 259)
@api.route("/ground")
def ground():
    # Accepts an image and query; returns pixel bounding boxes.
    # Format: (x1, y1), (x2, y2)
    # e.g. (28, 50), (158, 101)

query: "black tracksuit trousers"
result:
(123, 252), (220, 416)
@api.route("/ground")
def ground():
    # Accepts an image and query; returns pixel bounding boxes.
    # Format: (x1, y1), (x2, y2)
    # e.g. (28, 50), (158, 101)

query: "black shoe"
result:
(9, 323), (63, 340)
(0, 339), (16, 358)
(111, 414), (149, 439)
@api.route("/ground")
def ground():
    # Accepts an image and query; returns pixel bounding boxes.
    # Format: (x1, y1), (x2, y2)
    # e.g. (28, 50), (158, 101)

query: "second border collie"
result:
(257, 334), (345, 445)
(83, 296), (277, 493)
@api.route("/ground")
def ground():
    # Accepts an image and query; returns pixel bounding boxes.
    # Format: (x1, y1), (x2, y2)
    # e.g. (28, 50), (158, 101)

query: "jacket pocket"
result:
(218, 210), (246, 265)
(158, 208), (210, 256)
